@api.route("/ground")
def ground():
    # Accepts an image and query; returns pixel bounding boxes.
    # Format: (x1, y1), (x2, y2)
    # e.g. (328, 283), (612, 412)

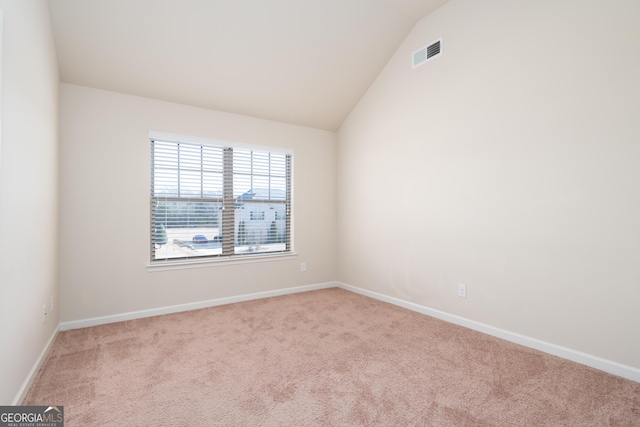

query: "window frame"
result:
(148, 131), (294, 270)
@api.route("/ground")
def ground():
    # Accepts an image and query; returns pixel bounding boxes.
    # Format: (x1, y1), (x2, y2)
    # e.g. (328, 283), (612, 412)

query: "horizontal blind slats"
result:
(151, 139), (292, 262)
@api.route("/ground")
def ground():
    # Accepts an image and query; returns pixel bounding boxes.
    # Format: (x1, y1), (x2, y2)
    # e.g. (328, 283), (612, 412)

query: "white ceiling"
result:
(48, 0), (449, 131)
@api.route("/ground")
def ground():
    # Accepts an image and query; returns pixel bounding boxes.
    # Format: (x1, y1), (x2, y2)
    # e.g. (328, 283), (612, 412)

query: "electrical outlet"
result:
(300, 262), (307, 272)
(51, 296), (55, 312)
(42, 305), (47, 323)
(457, 284), (467, 298)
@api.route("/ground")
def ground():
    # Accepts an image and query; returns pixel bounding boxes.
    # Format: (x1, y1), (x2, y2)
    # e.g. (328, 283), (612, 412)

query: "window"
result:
(151, 135), (292, 263)
(250, 211), (265, 221)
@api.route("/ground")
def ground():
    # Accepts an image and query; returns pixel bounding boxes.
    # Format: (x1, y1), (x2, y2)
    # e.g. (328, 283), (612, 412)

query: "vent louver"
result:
(412, 37), (443, 68)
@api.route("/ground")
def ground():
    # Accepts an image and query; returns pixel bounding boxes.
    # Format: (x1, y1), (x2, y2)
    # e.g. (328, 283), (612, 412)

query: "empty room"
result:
(0, 0), (639, 425)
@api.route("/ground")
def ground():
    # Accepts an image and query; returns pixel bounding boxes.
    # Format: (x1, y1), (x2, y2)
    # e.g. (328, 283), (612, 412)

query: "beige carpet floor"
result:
(24, 288), (640, 426)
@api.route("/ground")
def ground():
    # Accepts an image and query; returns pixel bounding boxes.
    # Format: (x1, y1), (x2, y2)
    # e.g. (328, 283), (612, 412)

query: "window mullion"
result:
(286, 154), (292, 252)
(177, 143), (181, 197)
(200, 145), (204, 198)
(222, 147), (234, 256)
(150, 141), (157, 260)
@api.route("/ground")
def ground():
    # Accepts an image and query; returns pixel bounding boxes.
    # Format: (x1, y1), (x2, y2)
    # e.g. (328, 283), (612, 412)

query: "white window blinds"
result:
(151, 138), (291, 262)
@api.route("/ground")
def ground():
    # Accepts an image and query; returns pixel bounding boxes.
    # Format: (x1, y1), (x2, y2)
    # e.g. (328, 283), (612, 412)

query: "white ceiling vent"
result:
(412, 37), (442, 69)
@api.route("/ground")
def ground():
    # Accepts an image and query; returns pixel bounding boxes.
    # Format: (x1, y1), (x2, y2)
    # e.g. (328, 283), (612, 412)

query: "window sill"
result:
(146, 252), (298, 272)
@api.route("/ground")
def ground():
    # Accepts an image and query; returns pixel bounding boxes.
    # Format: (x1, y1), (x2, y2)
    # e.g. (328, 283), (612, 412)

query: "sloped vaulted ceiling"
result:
(48, 0), (449, 131)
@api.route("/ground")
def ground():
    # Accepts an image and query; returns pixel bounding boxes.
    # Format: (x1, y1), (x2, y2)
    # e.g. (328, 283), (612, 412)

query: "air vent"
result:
(412, 37), (442, 68)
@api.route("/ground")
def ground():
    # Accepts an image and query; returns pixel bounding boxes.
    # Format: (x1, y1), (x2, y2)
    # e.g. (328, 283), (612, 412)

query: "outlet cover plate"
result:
(457, 284), (467, 298)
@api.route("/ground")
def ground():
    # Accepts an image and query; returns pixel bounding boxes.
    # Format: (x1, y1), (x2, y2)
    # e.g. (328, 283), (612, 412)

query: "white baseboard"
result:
(336, 282), (640, 384)
(59, 282), (337, 331)
(12, 325), (60, 405)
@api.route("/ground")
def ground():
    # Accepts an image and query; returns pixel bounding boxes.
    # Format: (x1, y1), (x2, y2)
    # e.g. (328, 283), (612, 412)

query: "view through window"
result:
(150, 137), (292, 262)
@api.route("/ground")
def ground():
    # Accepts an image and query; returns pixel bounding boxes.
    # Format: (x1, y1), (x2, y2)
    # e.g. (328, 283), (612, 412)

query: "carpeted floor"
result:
(24, 288), (640, 426)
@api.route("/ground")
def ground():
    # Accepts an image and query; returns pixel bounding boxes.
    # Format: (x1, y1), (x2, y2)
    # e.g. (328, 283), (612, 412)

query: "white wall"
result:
(337, 0), (640, 369)
(0, 0), (59, 404)
(59, 83), (336, 322)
